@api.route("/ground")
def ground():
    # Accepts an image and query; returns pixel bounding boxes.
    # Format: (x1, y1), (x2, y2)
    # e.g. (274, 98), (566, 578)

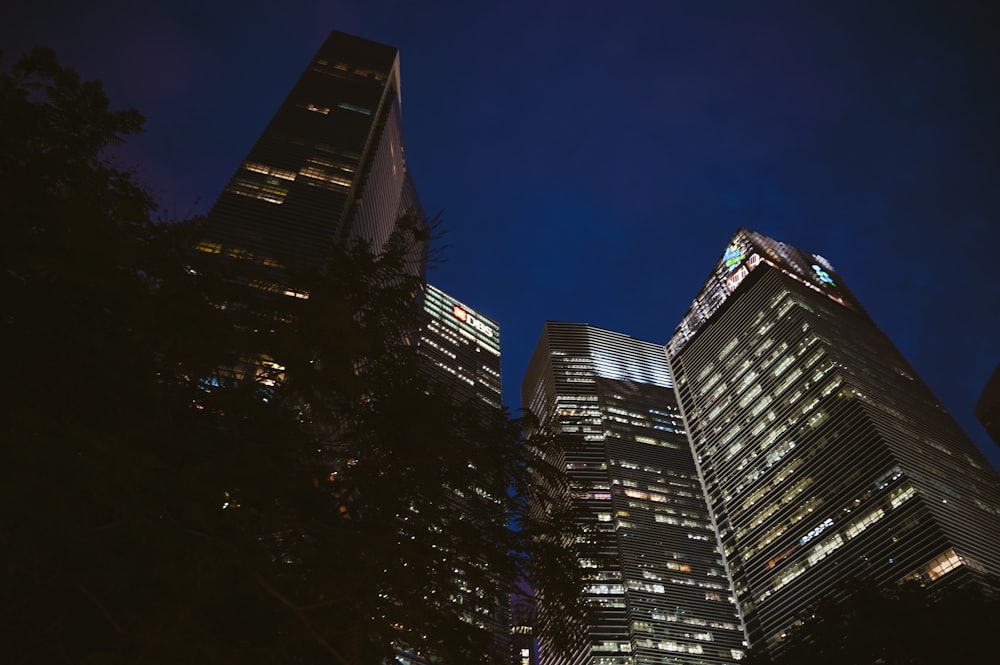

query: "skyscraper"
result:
(523, 322), (746, 665)
(666, 229), (1000, 655)
(191, 30), (428, 390)
(195, 30), (427, 281)
(975, 363), (1000, 447)
(411, 283), (508, 663)
(188, 30), (512, 662)
(418, 284), (502, 408)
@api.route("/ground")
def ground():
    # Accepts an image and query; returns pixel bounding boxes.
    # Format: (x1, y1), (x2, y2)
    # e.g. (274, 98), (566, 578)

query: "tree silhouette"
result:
(1, 47), (587, 664)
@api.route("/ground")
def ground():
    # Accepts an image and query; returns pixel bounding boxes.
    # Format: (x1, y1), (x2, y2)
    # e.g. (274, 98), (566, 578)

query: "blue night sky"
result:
(6, 0), (999, 470)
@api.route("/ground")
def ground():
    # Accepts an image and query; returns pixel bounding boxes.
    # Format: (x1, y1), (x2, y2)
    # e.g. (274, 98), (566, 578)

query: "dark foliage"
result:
(746, 577), (1000, 665)
(0, 48), (587, 664)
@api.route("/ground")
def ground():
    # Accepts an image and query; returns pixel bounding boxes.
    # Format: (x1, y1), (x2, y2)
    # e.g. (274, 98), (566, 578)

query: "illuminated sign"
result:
(723, 244), (745, 272)
(724, 253), (763, 292)
(800, 517), (834, 546)
(452, 305), (495, 338)
(812, 264), (836, 287)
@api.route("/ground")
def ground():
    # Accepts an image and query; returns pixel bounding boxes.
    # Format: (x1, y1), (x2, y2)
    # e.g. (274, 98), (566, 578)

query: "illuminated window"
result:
(911, 548), (965, 582)
(845, 508), (885, 539)
(225, 169), (292, 204)
(773, 562), (805, 591)
(338, 102), (372, 115)
(890, 484), (916, 508)
(806, 533), (844, 565)
(241, 161), (296, 180)
(195, 241), (222, 254)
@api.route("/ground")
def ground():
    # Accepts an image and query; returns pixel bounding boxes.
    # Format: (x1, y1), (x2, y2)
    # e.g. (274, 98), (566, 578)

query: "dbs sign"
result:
(452, 305), (495, 338)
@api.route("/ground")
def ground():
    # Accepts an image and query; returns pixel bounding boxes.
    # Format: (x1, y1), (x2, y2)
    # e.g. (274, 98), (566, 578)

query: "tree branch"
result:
(75, 582), (125, 635)
(248, 567), (352, 665)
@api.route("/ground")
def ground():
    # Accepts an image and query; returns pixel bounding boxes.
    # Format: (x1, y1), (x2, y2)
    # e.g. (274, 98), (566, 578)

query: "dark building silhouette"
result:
(191, 30), (511, 663)
(975, 363), (1000, 447)
(510, 593), (539, 665)
(195, 30), (426, 281)
(191, 29), (428, 389)
(523, 322), (746, 665)
(666, 229), (1000, 655)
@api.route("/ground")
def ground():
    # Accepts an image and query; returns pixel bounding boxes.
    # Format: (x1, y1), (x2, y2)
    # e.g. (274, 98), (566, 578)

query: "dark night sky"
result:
(6, 1), (999, 470)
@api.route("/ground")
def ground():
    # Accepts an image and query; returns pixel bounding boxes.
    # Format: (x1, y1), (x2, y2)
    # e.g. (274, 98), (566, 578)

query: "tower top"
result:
(667, 228), (866, 357)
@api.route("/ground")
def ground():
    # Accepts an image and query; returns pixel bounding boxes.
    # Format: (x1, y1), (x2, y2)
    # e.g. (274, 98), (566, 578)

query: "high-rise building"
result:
(522, 322), (746, 665)
(665, 229), (1000, 655)
(510, 594), (539, 665)
(195, 30), (427, 281)
(410, 283), (508, 663)
(975, 363), (1000, 447)
(189, 30), (511, 662)
(418, 284), (502, 408)
(191, 30), (428, 389)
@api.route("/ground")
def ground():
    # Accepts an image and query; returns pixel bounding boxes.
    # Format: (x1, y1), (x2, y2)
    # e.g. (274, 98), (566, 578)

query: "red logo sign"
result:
(452, 305), (468, 322)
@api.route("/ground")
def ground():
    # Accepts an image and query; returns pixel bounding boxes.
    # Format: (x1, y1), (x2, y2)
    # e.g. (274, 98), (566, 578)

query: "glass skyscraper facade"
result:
(411, 284), (507, 662)
(666, 229), (1000, 654)
(523, 322), (746, 665)
(418, 284), (502, 408)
